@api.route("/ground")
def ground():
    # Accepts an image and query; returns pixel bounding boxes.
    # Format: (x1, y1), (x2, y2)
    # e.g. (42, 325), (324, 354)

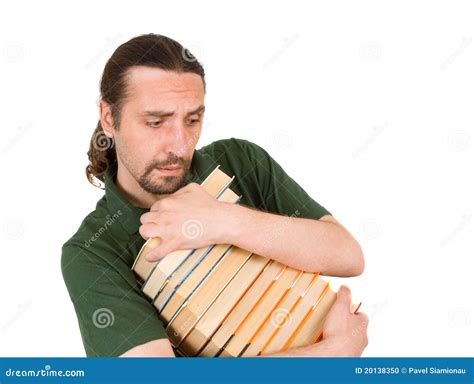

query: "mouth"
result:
(157, 166), (182, 175)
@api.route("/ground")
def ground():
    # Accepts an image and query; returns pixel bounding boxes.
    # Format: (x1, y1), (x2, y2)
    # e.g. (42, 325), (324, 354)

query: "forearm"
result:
(218, 203), (363, 276)
(259, 342), (331, 357)
(120, 338), (176, 357)
(258, 337), (360, 357)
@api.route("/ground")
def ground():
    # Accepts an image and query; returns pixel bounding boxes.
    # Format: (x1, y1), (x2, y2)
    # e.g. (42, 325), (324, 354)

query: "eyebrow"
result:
(139, 105), (205, 118)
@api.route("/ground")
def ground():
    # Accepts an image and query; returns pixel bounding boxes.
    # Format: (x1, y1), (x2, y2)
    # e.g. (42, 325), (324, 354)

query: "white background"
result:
(0, 0), (472, 357)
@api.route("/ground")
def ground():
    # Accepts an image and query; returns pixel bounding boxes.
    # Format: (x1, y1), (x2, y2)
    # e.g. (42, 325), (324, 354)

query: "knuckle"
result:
(150, 203), (160, 212)
(153, 198), (172, 211)
(139, 225), (148, 238)
(364, 335), (369, 347)
(160, 210), (172, 222)
(358, 312), (369, 324)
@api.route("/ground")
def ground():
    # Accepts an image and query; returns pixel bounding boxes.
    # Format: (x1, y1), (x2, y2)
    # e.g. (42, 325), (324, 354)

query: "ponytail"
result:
(85, 121), (116, 189)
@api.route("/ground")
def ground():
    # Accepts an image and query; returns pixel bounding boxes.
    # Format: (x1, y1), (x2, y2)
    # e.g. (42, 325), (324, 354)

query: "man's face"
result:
(112, 66), (205, 195)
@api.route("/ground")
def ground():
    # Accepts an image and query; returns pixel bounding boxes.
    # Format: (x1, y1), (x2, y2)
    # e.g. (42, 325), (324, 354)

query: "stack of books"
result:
(132, 166), (360, 357)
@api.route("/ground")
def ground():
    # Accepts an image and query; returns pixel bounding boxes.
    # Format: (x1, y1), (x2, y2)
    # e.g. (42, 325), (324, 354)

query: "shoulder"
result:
(197, 138), (279, 207)
(199, 138), (271, 176)
(200, 137), (268, 159)
(61, 221), (132, 303)
(61, 197), (118, 283)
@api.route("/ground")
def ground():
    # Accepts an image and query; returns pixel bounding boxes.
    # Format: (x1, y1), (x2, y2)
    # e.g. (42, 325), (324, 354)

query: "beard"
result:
(137, 154), (192, 195)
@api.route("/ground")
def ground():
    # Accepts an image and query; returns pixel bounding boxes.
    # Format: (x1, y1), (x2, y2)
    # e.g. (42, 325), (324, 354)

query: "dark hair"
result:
(86, 33), (206, 188)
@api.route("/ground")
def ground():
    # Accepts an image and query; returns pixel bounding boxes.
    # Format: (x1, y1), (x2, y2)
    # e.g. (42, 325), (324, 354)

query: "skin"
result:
(100, 66), (368, 357)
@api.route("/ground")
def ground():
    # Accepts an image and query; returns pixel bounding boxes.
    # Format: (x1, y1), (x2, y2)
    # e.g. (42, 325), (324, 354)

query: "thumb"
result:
(334, 285), (352, 311)
(322, 284), (352, 338)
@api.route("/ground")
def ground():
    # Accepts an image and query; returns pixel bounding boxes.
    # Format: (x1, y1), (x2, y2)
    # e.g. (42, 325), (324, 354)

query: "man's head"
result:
(86, 34), (206, 195)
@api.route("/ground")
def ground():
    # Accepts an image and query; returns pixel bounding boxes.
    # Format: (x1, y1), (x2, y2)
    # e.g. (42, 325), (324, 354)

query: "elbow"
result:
(349, 241), (365, 276)
(321, 240), (365, 277)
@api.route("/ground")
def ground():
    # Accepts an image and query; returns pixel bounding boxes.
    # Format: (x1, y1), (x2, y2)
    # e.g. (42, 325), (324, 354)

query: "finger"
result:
(173, 185), (190, 195)
(139, 223), (162, 240)
(172, 181), (193, 195)
(181, 182), (200, 194)
(333, 285), (352, 311)
(145, 241), (178, 261)
(140, 212), (156, 224)
(150, 197), (173, 212)
(149, 202), (160, 212)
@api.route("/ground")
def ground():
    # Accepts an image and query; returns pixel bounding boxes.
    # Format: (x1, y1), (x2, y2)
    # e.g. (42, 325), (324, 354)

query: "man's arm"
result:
(140, 183), (364, 277)
(120, 286), (368, 357)
(218, 202), (364, 277)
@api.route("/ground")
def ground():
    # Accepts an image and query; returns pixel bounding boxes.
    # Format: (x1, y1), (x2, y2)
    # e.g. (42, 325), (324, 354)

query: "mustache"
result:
(144, 155), (187, 175)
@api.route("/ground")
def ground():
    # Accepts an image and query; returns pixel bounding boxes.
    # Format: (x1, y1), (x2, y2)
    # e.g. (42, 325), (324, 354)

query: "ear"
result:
(99, 100), (115, 139)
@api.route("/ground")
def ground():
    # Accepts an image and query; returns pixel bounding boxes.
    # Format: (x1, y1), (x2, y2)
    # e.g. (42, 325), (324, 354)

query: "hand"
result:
(260, 285), (368, 357)
(317, 285), (369, 356)
(139, 182), (231, 261)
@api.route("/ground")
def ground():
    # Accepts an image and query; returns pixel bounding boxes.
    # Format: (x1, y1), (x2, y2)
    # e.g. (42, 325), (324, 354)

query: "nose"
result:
(163, 122), (189, 159)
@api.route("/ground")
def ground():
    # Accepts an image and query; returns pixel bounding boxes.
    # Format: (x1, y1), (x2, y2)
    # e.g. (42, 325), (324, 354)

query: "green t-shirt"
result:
(61, 137), (331, 356)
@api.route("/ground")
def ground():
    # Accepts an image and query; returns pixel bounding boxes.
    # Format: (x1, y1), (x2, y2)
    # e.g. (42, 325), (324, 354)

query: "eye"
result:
(146, 120), (161, 128)
(188, 119), (201, 126)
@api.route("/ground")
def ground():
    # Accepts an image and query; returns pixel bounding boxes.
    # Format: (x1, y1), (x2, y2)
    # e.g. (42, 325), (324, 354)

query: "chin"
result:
(151, 175), (187, 194)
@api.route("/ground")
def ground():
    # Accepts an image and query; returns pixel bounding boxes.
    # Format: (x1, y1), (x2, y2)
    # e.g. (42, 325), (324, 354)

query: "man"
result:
(62, 33), (368, 357)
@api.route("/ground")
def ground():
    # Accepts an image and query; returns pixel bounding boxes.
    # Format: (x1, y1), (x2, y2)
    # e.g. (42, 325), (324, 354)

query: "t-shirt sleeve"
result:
(237, 138), (331, 220)
(61, 244), (169, 357)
